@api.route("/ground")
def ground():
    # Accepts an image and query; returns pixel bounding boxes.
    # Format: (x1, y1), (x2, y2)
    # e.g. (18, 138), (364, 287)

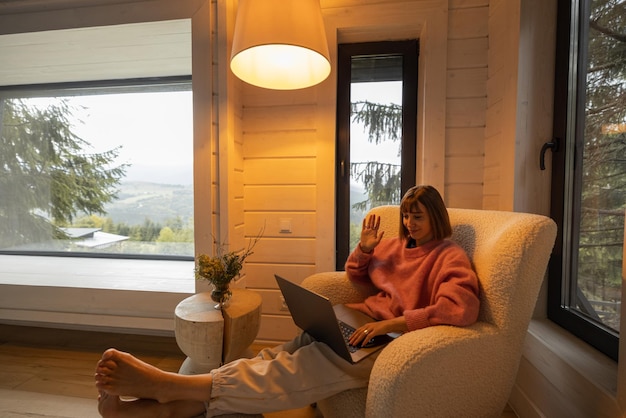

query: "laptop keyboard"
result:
(338, 320), (360, 353)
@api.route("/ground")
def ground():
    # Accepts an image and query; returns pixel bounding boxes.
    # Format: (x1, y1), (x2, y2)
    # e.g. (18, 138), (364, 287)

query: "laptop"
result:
(275, 274), (395, 363)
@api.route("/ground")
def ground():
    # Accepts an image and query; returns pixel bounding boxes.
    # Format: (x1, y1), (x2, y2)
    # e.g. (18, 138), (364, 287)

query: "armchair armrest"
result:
(366, 322), (513, 418)
(301, 272), (377, 305)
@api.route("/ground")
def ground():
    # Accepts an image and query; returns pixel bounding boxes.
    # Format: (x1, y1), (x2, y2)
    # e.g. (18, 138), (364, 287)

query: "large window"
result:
(549, 0), (625, 360)
(0, 80), (194, 260)
(335, 41), (418, 269)
(0, 3), (205, 332)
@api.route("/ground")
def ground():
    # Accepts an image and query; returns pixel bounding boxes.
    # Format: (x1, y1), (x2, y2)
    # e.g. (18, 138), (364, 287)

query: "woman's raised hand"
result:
(359, 214), (384, 253)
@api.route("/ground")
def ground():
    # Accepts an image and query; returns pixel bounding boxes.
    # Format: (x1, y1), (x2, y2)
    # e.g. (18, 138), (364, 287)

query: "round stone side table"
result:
(175, 288), (262, 375)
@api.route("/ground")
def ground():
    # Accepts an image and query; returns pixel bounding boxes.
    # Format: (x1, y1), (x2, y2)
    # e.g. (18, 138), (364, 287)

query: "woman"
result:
(94, 185), (480, 418)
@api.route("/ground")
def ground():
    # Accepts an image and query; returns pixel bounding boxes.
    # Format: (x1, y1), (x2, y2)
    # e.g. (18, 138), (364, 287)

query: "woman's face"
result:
(402, 201), (434, 245)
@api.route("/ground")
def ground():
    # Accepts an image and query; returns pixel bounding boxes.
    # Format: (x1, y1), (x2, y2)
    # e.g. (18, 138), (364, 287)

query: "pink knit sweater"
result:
(345, 237), (480, 331)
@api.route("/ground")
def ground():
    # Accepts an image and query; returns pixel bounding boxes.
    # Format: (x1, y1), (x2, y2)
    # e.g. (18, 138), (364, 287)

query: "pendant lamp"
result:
(230, 0), (331, 90)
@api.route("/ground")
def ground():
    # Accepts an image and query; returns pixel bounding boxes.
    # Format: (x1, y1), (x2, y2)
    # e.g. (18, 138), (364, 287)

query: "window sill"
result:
(0, 255), (195, 335)
(514, 319), (620, 416)
(0, 254), (195, 292)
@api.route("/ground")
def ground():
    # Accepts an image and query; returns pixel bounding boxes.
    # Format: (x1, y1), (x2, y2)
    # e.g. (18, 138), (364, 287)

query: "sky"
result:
(350, 81), (402, 162)
(349, 80), (403, 191)
(28, 91), (194, 185)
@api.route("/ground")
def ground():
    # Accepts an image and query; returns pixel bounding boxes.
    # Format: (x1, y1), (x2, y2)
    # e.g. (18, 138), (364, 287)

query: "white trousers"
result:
(206, 333), (377, 416)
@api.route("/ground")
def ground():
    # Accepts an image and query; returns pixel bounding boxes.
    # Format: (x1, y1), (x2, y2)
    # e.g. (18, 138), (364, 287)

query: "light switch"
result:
(279, 218), (292, 233)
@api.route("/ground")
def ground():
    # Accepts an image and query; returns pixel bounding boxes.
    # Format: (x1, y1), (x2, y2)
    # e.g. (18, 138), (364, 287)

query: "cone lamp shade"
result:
(230, 0), (331, 90)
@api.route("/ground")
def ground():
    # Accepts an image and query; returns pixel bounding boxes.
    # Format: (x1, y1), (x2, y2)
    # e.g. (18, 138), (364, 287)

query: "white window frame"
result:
(0, 0), (214, 335)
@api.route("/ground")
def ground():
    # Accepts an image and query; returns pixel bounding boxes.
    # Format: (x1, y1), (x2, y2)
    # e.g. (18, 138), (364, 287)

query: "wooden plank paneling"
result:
(482, 195), (499, 210)
(484, 139), (504, 170)
(446, 156), (483, 184)
(448, 7), (489, 39)
(449, 0), (489, 9)
(447, 38), (489, 69)
(485, 100), (503, 139)
(486, 67), (506, 107)
(445, 1), (488, 206)
(256, 314), (299, 343)
(232, 169), (244, 197)
(447, 68), (488, 98)
(247, 238), (317, 265)
(244, 158), (316, 185)
(242, 86), (319, 107)
(245, 264), (317, 289)
(446, 127), (485, 155)
(234, 139), (244, 167)
(483, 0), (520, 211)
(482, 162), (500, 210)
(444, 183), (483, 209)
(483, 165), (500, 191)
(255, 288), (290, 316)
(245, 212), (317, 238)
(0, 19), (191, 86)
(243, 131), (317, 158)
(245, 186), (316, 211)
(446, 97), (487, 128)
(243, 104), (318, 132)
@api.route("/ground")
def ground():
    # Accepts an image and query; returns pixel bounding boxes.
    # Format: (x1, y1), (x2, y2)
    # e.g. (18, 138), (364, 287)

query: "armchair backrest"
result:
(366, 205), (401, 239)
(365, 205), (557, 339)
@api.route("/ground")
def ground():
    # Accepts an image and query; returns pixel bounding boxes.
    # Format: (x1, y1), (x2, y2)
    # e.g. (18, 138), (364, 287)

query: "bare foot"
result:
(95, 348), (213, 405)
(95, 348), (177, 403)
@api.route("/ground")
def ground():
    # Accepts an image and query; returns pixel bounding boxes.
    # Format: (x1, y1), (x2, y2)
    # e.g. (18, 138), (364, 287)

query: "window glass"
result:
(349, 78), (403, 251)
(0, 85), (194, 259)
(572, 0), (625, 335)
(549, 0), (624, 360)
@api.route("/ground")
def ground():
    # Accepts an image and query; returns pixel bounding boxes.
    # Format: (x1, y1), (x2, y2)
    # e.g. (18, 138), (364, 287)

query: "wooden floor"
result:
(0, 324), (320, 417)
(0, 324), (186, 400)
(0, 324), (517, 417)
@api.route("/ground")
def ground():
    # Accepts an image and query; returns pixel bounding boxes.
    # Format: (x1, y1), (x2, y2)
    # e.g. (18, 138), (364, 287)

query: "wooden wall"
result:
(445, 0), (488, 208)
(241, 91), (322, 343)
(484, 0), (519, 210)
(484, 0), (554, 213)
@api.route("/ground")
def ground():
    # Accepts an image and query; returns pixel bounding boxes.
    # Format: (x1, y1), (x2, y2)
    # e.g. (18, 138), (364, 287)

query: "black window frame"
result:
(548, 0), (619, 361)
(335, 40), (418, 270)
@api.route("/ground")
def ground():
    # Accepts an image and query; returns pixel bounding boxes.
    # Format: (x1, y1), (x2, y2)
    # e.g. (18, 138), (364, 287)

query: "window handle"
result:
(540, 138), (560, 170)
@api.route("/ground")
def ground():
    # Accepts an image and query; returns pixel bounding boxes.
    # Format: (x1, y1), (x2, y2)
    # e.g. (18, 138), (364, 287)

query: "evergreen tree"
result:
(0, 98), (127, 248)
(350, 100), (403, 211)
(576, 0), (626, 327)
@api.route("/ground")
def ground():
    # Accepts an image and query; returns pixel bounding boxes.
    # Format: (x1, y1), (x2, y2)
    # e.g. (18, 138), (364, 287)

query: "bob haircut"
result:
(399, 185), (452, 241)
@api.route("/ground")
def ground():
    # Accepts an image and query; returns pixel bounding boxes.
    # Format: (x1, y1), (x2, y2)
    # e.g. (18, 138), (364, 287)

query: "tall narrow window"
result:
(549, 0), (624, 360)
(335, 41), (418, 269)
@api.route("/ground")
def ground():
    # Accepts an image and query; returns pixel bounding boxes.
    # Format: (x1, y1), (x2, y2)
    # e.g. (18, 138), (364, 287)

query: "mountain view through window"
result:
(0, 88), (194, 259)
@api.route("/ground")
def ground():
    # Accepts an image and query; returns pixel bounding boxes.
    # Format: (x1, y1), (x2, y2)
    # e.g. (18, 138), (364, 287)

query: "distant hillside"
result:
(102, 181), (193, 225)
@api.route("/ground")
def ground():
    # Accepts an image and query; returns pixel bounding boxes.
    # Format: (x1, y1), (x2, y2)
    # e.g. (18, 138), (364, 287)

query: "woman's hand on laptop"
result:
(349, 317), (408, 347)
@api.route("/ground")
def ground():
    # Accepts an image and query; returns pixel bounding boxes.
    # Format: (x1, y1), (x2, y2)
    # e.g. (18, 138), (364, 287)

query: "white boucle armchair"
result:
(301, 205), (557, 418)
